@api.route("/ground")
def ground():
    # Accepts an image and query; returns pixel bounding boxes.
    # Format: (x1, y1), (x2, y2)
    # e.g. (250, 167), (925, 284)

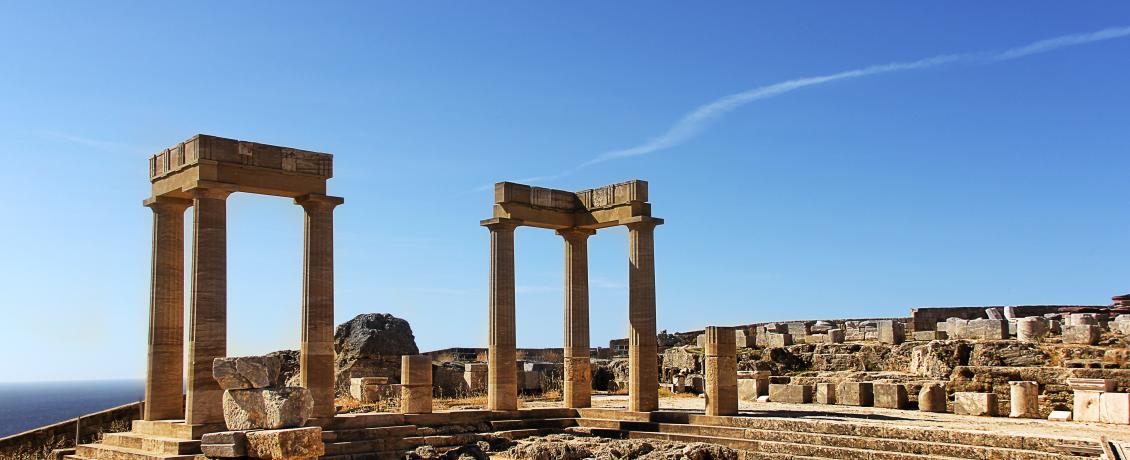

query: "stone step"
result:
(322, 438), (406, 456)
(626, 431), (965, 460)
(325, 413), (407, 430)
(609, 420), (1073, 460)
(130, 420), (224, 440)
(489, 418), (577, 431)
(321, 425), (418, 443)
(320, 452), (402, 460)
(490, 428), (557, 440)
(75, 443), (198, 460)
(100, 432), (200, 455)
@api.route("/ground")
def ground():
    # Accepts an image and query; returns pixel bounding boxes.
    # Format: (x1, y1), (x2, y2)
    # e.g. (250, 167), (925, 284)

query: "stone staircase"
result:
(65, 420), (222, 460)
(573, 409), (1100, 460)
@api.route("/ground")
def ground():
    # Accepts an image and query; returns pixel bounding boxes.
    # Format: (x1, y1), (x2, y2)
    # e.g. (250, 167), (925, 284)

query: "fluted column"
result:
(627, 217), (661, 412)
(557, 227), (595, 408)
(186, 188), (230, 425)
(143, 196), (191, 421)
(296, 194), (343, 420)
(483, 218), (519, 411)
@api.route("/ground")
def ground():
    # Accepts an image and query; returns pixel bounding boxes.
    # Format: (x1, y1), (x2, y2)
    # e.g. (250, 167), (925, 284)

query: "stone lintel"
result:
(488, 180), (654, 230)
(150, 135), (333, 200)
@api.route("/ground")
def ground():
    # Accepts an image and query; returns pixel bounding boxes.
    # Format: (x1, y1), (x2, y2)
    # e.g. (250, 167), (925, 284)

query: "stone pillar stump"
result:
(401, 355), (433, 414)
(704, 326), (738, 416)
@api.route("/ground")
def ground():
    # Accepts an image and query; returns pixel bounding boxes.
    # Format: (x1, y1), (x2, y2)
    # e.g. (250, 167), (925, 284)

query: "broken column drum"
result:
(142, 134), (343, 426)
(482, 181), (663, 412)
(1009, 381), (1040, 418)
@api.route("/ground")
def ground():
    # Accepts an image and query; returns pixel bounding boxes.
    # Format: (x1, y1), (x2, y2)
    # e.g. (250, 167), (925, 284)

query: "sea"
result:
(0, 379), (144, 438)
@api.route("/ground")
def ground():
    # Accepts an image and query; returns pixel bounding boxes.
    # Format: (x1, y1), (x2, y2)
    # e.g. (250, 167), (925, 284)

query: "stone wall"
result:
(909, 305), (1103, 332)
(0, 401), (142, 460)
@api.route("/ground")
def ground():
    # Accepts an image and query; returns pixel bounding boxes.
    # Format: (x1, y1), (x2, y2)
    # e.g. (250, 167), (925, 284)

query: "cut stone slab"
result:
(954, 392), (997, 416)
(877, 320), (904, 345)
(874, 383), (907, 410)
(1016, 317), (1049, 343)
(912, 331), (946, 341)
(836, 382), (873, 407)
(826, 328), (845, 344)
(246, 426), (324, 460)
(201, 431), (248, 458)
(1048, 410), (1073, 422)
(213, 356), (282, 390)
(815, 383), (836, 405)
(1074, 390), (1103, 422)
(223, 387), (313, 430)
(1067, 378), (1116, 392)
(769, 384), (811, 404)
(1063, 325), (1101, 345)
(765, 333), (792, 348)
(1100, 393), (1130, 425)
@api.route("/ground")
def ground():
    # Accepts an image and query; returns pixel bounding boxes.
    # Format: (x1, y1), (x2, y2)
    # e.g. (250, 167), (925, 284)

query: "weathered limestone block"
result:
(1100, 393), (1130, 424)
(827, 329), (845, 344)
(803, 335), (826, 345)
(765, 333), (792, 348)
(201, 431), (247, 458)
(877, 320), (904, 345)
(735, 329), (749, 348)
(245, 427), (325, 460)
(769, 384), (812, 404)
(1063, 325), (1101, 345)
(954, 392), (998, 416)
(816, 383), (836, 405)
(1008, 381), (1040, 418)
(223, 387), (313, 430)
(919, 383), (947, 413)
(836, 382), (873, 407)
(912, 331), (946, 341)
(349, 377), (394, 403)
(464, 363), (488, 392)
(786, 322), (810, 337)
(986, 308), (1004, 320)
(705, 357), (738, 415)
(401, 355), (433, 414)
(213, 356), (282, 390)
(1068, 313), (1098, 326)
(874, 383), (907, 410)
(400, 385), (433, 414)
(1066, 378), (1116, 392)
(737, 371), (769, 403)
(1074, 390), (1103, 422)
(1016, 317), (1049, 343)
(1048, 410), (1072, 421)
(947, 318), (1008, 340)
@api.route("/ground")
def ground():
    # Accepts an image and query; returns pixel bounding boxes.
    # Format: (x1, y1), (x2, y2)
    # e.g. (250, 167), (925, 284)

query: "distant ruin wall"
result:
(423, 347), (564, 363)
(0, 401), (142, 460)
(909, 305), (1104, 332)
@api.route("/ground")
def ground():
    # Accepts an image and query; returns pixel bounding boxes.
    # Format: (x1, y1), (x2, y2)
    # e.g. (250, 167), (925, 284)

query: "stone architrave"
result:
(703, 326), (738, 416)
(401, 355), (433, 414)
(143, 196), (191, 421)
(186, 187), (231, 425)
(954, 392), (998, 416)
(816, 383), (836, 405)
(1016, 317), (1049, 343)
(558, 227), (595, 409)
(919, 383), (947, 413)
(874, 383), (907, 410)
(769, 384), (812, 404)
(1008, 381), (1040, 418)
(836, 382), (874, 407)
(483, 219), (518, 411)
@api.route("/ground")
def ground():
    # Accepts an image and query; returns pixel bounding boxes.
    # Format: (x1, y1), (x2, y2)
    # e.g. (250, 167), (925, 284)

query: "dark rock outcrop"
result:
(334, 313), (419, 393)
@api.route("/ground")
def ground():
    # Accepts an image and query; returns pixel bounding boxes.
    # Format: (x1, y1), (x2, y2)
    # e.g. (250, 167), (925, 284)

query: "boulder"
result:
(335, 313), (419, 392)
(213, 356), (281, 390)
(223, 387), (313, 430)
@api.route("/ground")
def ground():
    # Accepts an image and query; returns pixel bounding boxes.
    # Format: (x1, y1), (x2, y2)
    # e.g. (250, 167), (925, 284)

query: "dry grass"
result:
(659, 387), (699, 399)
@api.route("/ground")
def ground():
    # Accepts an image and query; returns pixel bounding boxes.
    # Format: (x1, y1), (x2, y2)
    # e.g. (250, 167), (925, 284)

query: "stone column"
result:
(401, 355), (433, 414)
(186, 188), (231, 425)
(297, 194), (343, 420)
(627, 218), (661, 412)
(1009, 381), (1040, 418)
(558, 228), (595, 409)
(704, 326), (738, 416)
(143, 196), (191, 421)
(484, 219), (519, 411)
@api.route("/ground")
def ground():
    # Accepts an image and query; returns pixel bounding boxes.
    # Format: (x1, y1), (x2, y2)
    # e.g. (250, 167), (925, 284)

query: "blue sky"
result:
(1, 2), (1128, 382)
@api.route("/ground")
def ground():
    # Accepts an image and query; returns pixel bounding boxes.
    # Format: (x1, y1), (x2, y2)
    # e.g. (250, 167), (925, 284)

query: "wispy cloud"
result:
(38, 130), (146, 156)
(477, 24), (1130, 189)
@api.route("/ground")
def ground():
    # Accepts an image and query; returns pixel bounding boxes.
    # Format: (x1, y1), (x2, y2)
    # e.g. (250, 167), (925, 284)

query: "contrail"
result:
(578, 25), (1130, 168)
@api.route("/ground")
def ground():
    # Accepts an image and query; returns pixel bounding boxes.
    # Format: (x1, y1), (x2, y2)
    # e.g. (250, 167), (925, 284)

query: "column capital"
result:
(555, 227), (596, 240)
(188, 187), (233, 200)
(622, 216), (664, 231)
(481, 217), (520, 232)
(143, 196), (192, 213)
(296, 193), (345, 212)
